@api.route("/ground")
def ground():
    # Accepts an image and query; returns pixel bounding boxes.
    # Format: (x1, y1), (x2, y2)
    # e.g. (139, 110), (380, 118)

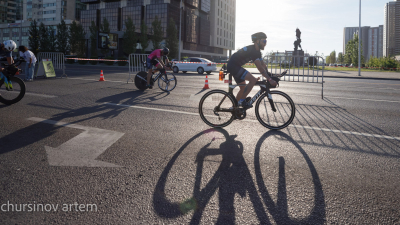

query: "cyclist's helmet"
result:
(3, 40), (17, 51)
(251, 32), (267, 43)
(163, 47), (169, 55)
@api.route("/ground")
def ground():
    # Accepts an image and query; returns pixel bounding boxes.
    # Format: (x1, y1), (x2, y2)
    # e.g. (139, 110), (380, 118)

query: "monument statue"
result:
(294, 28), (302, 51)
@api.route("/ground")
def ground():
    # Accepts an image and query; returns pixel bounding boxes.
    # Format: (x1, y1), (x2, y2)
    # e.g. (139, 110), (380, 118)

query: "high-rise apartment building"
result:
(384, 0), (400, 57)
(0, 0), (84, 47)
(0, 0), (23, 24)
(343, 26), (383, 62)
(80, 0), (235, 60)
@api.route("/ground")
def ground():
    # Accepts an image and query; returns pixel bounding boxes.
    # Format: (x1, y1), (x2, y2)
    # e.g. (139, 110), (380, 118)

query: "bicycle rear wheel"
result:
(134, 71), (148, 90)
(158, 72), (177, 92)
(255, 91), (295, 130)
(0, 76), (26, 105)
(199, 90), (236, 128)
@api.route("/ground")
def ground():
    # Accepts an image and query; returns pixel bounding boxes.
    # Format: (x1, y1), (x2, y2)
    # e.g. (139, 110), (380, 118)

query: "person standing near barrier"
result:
(227, 32), (277, 109)
(0, 40), (16, 72)
(18, 46), (37, 82)
(146, 47), (171, 89)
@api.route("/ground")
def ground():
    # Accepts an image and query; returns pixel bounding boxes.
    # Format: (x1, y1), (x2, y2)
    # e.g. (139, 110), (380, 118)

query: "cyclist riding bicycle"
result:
(146, 47), (171, 89)
(227, 32), (277, 109)
(0, 40), (16, 73)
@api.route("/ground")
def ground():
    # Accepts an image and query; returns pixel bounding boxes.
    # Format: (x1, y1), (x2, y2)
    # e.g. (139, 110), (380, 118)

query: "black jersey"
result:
(229, 45), (262, 66)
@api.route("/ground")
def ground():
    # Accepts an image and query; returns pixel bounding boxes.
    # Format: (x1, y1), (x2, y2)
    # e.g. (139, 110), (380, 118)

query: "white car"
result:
(172, 57), (217, 74)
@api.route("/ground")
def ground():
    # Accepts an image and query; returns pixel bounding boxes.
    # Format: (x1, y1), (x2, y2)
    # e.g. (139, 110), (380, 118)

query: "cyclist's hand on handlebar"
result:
(268, 77), (277, 87)
(281, 70), (288, 76)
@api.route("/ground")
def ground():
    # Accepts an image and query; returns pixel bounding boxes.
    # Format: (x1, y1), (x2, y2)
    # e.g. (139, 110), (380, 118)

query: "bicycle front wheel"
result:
(199, 90), (236, 128)
(0, 76), (26, 105)
(255, 91), (295, 130)
(158, 72), (177, 92)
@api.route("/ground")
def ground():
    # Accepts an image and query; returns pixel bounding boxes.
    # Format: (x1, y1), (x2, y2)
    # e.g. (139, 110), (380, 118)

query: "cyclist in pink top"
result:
(146, 47), (171, 89)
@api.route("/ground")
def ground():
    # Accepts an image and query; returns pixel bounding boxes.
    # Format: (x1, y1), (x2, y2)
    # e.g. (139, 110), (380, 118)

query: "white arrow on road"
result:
(28, 117), (124, 167)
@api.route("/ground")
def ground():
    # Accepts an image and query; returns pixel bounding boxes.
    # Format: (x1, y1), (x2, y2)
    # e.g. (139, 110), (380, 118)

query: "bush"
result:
(104, 56), (114, 66)
(117, 57), (128, 66)
(90, 56), (98, 65)
(78, 56), (88, 65)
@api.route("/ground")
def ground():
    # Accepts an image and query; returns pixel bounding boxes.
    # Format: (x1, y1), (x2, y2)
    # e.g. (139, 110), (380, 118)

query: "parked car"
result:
(172, 57), (217, 74)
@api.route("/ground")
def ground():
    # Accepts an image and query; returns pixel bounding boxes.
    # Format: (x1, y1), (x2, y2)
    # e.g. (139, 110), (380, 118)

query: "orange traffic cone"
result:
(99, 70), (105, 81)
(203, 75), (210, 89)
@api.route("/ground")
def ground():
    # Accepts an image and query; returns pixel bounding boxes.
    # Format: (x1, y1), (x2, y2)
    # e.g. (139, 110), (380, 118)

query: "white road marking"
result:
(104, 102), (400, 141)
(28, 117), (124, 167)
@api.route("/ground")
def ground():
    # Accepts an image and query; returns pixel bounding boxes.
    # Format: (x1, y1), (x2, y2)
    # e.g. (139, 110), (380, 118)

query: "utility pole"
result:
(358, 0), (361, 76)
(178, 0), (183, 61)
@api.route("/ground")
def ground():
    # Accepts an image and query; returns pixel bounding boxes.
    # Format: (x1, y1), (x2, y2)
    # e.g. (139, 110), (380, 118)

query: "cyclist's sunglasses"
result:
(262, 40), (267, 44)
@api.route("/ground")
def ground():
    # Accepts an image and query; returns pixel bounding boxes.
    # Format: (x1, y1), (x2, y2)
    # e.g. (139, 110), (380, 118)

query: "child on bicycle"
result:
(146, 47), (171, 89)
(227, 32), (277, 109)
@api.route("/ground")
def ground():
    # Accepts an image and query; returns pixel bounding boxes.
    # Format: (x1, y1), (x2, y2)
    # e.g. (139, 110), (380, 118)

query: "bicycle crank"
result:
(234, 108), (246, 120)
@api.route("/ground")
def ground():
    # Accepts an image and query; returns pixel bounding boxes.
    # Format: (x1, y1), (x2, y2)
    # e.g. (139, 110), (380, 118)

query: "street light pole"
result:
(358, 0), (361, 76)
(178, 0), (183, 61)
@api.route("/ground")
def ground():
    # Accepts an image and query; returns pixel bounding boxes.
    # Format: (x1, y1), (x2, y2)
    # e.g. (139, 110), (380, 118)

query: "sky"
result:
(234, 0), (391, 57)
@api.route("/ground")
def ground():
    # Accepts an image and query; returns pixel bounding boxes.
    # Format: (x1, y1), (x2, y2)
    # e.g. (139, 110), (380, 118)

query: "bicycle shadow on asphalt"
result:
(152, 128), (325, 224)
(291, 100), (400, 158)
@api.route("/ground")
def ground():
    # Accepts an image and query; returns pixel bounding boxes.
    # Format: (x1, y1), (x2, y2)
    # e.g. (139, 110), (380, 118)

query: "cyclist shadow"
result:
(153, 129), (325, 224)
(96, 89), (170, 106)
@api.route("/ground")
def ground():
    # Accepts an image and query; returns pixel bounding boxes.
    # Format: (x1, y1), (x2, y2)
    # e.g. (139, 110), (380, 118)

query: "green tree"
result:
(344, 34), (364, 66)
(69, 21), (86, 56)
(151, 16), (163, 51)
(48, 26), (57, 52)
(338, 52), (344, 64)
(165, 18), (178, 59)
(38, 22), (49, 52)
(139, 20), (149, 53)
(329, 50), (336, 64)
(326, 56), (331, 64)
(89, 21), (98, 58)
(56, 19), (70, 54)
(122, 17), (137, 55)
(28, 20), (39, 55)
(69, 21), (79, 55)
(99, 17), (110, 56)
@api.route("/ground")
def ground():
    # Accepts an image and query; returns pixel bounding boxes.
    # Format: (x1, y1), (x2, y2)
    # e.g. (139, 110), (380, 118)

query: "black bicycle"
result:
(134, 62), (177, 92)
(0, 59), (25, 105)
(199, 70), (295, 130)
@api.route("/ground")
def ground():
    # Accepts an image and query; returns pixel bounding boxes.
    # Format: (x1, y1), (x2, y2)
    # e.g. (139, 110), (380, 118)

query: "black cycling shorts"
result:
(146, 58), (160, 69)
(227, 62), (249, 83)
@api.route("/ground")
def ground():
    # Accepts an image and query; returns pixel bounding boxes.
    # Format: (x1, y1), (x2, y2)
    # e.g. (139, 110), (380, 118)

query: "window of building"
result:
(122, 6), (142, 32)
(100, 8), (120, 32)
(81, 9), (97, 34)
(127, 0), (144, 7)
(89, 3), (100, 10)
(105, 2), (120, 8)
(145, 4), (168, 37)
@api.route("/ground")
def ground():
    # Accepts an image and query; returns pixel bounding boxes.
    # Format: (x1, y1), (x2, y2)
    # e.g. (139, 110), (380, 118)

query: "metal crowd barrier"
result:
(36, 52), (67, 78)
(264, 54), (325, 98)
(127, 53), (149, 83)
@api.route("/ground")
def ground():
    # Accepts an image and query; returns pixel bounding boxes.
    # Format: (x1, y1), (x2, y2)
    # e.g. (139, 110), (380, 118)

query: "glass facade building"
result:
(78, 0), (235, 59)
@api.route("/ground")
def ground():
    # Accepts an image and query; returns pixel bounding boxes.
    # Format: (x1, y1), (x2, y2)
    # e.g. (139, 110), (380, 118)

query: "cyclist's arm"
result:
(157, 57), (166, 68)
(7, 56), (13, 65)
(254, 59), (271, 80)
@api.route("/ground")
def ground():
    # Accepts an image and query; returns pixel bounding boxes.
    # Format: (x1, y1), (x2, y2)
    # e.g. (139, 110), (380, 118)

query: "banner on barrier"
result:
(36, 59), (56, 78)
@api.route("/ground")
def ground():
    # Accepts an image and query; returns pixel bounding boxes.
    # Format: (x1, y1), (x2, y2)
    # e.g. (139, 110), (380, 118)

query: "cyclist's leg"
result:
(146, 58), (153, 85)
(239, 72), (257, 101)
(235, 81), (246, 102)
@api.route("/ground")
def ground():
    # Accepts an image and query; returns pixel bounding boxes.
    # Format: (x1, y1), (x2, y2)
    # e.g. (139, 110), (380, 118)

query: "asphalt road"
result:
(0, 65), (399, 224)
